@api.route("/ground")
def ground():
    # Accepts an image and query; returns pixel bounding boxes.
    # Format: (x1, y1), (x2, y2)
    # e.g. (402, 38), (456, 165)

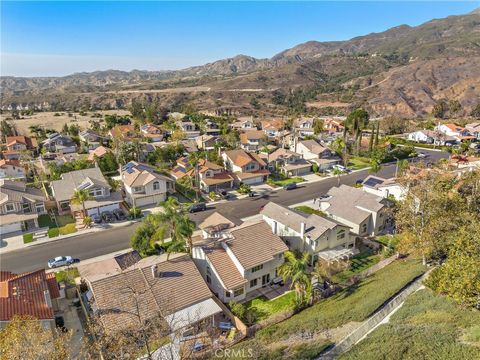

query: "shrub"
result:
(23, 233), (34, 244)
(238, 183), (251, 194)
(229, 300), (246, 320)
(208, 191), (217, 200)
(48, 228), (60, 238)
(59, 223), (77, 235)
(83, 216), (92, 228)
(129, 206), (142, 219)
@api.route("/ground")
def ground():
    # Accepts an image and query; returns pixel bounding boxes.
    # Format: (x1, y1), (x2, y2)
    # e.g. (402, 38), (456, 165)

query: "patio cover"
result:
(317, 246), (357, 262)
(164, 298), (222, 332)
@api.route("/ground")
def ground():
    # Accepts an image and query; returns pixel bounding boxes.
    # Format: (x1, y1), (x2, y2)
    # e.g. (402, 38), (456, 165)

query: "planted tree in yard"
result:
(346, 108), (370, 155)
(70, 189), (93, 217)
(279, 251), (312, 307)
(331, 167), (343, 186)
(369, 158), (382, 174)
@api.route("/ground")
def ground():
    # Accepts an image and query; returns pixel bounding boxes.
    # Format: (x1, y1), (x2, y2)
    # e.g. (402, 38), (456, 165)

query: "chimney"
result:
(43, 290), (52, 308)
(151, 265), (158, 278)
(300, 222), (306, 238)
(272, 221), (277, 234)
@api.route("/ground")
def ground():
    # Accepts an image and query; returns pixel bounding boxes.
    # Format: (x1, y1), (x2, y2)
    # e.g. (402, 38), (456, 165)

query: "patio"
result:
(240, 281), (291, 303)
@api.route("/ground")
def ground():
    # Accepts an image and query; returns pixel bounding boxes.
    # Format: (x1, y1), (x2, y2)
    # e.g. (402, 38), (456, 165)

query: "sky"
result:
(1, 1), (478, 77)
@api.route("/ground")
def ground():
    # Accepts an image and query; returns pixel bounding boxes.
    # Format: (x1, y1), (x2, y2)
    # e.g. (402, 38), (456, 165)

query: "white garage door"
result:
(135, 194), (166, 207)
(0, 222), (22, 235)
(242, 176), (263, 185)
(87, 203), (120, 216)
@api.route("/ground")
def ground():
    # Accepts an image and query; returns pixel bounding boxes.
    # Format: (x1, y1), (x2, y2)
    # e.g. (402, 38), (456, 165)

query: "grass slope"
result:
(341, 289), (480, 360)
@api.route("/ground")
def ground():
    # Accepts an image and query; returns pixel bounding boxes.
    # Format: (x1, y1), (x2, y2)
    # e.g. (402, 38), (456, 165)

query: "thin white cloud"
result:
(0, 53), (207, 77)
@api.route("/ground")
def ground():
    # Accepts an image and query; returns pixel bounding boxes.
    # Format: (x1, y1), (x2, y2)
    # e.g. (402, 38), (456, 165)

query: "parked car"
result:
(48, 256), (74, 268)
(101, 211), (114, 222)
(113, 208), (126, 221)
(355, 179), (364, 186)
(417, 152), (427, 158)
(283, 183), (297, 190)
(218, 190), (231, 199)
(91, 214), (102, 224)
(189, 203), (207, 213)
(248, 191), (257, 197)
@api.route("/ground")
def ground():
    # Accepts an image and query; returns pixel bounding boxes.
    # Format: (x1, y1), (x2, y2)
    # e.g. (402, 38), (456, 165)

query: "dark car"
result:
(248, 191), (257, 197)
(355, 179), (364, 186)
(218, 190), (231, 199)
(91, 214), (102, 224)
(113, 208), (126, 221)
(189, 203), (207, 213)
(101, 211), (114, 222)
(283, 183), (297, 190)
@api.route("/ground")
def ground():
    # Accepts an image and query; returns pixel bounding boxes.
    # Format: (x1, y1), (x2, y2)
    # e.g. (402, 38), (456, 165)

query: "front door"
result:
(262, 274), (270, 286)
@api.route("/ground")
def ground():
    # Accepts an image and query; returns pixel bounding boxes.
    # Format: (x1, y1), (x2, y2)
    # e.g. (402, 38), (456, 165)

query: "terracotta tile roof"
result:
(199, 212), (235, 233)
(205, 247), (247, 290)
(240, 130), (266, 144)
(87, 146), (112, 161)
(224, 150), (255, 167)
(444, 123), (465, 132)
(6, 136), (37, 149)
(227, 221), (288, 269)
(0, 159), (21, 168)
(88, 255), (213, 332)
(261, 119), (284, 131)
(0, 270), (60, 321)
(202, 172), (234, 185)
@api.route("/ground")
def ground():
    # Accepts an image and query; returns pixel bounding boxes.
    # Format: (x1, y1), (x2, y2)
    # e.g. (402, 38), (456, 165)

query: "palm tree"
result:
(332, 167), (344, 186)
(70, 189), (93, 218)
(188, 153), (203, 201)
(278, 251), (312, 306)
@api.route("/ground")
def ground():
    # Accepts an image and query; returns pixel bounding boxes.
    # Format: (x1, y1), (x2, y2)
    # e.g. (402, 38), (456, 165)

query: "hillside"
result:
(1, 9), (479, 117)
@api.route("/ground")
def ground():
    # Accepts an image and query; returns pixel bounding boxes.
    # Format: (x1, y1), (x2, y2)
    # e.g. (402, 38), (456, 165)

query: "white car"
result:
(47, 256), (74, 268)
(417, 152), (427, 158)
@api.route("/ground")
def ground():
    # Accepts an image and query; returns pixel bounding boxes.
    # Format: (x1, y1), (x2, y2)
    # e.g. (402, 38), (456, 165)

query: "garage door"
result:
(135, 194), (166, 207)
(0, 222), (22, 235)
(87, 203), (120, 216)
(243, 176), (263, 185)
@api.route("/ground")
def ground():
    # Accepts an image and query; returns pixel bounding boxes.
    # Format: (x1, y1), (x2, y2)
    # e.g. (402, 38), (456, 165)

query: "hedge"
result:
(23, 233), (34, 244)
(48, 228), (60, 238)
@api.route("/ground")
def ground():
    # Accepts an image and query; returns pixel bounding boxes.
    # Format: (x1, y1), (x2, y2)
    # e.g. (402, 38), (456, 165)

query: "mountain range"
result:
(2, 8), (480, 118)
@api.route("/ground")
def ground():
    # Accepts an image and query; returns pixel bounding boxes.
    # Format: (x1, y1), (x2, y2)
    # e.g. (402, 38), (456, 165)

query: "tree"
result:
(62, 123), (69, 134)
(0, 119), (15, 142)
(374, 121), (380, 148)
(470, 103), (480, 119)
(313, 119), (324, 135)
(432, 100), (448, 119)
(0, 315), (71, 360)
(96, 152), (118, 174)
(346, 108), (369, 155)
(369, 158), (382, 174)
(368, 125), (375, 154)
(448, 99), (462, 116)
(313, 260), (349, 289)
(70, 189), (93, 217)
(331, 167), (343, 186)
(279, 251), (312, 306)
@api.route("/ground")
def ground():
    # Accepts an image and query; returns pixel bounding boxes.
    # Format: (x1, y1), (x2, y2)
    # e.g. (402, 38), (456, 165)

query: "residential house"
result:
(318, 185), (388, 236)
(79, 129), (107, 150)
(465, 122), (480, 140)
(407, 130), (436, 144)
(87, 146), (113, 162)
(196, 159), (234, 193)
(230, 118), (255, 130)
(0, 160), (26, 180)
(42, 133), (77, 154)
(170, 156), (191, 180)
(140, 123), (164, 142)
(295, 117), (315, 137)
(3, 135), (38, 160)
(265, 148), (311, 176)
(122, 161), (175, 207)
(204, 119), (221, 136)
(222, 150), (270, 185)
(435, 123), (475, 142)
(51, 167), (122, 216)
(192, 214), (288, 303)
(0, 269), (61, 330)
(195, 135), (217, 150)
(323, 119), (345, 133)
(175, 119), (200, 139)
(108, 125), (139, 142)
(239, 130), (267, 151)
(0, 179), (47, 234)
(294, 139), (334, 166)
(79, 254), (225, 339)
(261, 119), (284, 139)
(180, 139), (199, 153)
(261, 202), (354, 264)
(361, 175), (407, 201)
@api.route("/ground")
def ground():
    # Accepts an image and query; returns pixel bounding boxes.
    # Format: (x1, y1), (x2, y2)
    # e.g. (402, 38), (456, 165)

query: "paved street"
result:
(0, 149), (448, 273)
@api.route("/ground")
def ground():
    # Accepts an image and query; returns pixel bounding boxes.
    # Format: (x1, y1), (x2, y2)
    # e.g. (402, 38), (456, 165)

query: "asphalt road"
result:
(0, 149), (448, 273)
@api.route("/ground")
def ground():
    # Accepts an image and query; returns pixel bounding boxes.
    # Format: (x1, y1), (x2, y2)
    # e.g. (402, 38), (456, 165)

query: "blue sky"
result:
(1, 1), (478, 77)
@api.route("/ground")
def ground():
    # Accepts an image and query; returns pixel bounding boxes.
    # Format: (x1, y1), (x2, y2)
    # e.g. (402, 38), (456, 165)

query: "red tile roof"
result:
(0, 270), (60, 321)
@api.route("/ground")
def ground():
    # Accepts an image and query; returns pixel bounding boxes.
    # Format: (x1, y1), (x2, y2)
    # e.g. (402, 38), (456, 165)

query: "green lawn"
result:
(54, 268), (80, 285)
(294, 206), (328, 217)
(341, 289), (480, 360)
(332, 250), (381, 283)
(375, 234), (401, 250)
(229, 259), (426, 359)
(268, 176), (305, 187)
(244, 292), (296, 322)
(348, 157), (371, 170)
(38, 214), (75, 228)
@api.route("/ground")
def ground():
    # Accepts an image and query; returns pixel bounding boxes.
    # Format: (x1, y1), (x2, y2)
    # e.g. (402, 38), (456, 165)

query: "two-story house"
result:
(222, 150), (270, 185)
(318, 185), (387, 236)
(0, 179), (47, 234)
(192, 213), (288, 303)
(175, 119), (200, 139)
(195, 135), (217, 150)
(261, 119), (285, 140)
(465, 122), (480, 140)
(435, 123), (475, 143)
(204, 119), (221, 136)
(265, 148), (311, 176)
(79, 129), (108, 150)
(323, 119), (345, 133)
(42, 133), (77, 154)
(50, 167), (122, 216)
(261, 202), (355, 265)
(294, 139), (333, 160)
(196, 159), (234, 193)
(3, 135), (38, 160)
(108, 125), (139, 142)
(295, 117), (315, 137)
(239, 130), (267, 151)
(122, 161), (175, 207)
(0, 160), (26, 180)
(140, 124), (164, 142)
(230, 118), (256, 130)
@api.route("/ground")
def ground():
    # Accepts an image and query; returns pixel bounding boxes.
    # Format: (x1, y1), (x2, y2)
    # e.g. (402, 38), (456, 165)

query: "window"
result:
(337, 229), (346, 240)
(35, 203), (45, 213)
(132, 186), (143, 193)
(379, 212), (383, 218)
(60, 202), (70, 211)
(251, 264), (263, 273)
(362, 223), (368, 233)
(89, 188), (103, 197)
(225, 291), (231, 298)
(5, 203), (15, 213)
(250, 279), (258, 288)
(153, 181), (160, 191)
(22, 203), (31, 213)
(233, 288), (244, 297)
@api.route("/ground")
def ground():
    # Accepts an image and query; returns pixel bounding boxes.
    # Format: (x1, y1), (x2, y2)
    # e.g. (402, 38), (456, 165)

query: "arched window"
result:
(153, 181), (160, 191)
